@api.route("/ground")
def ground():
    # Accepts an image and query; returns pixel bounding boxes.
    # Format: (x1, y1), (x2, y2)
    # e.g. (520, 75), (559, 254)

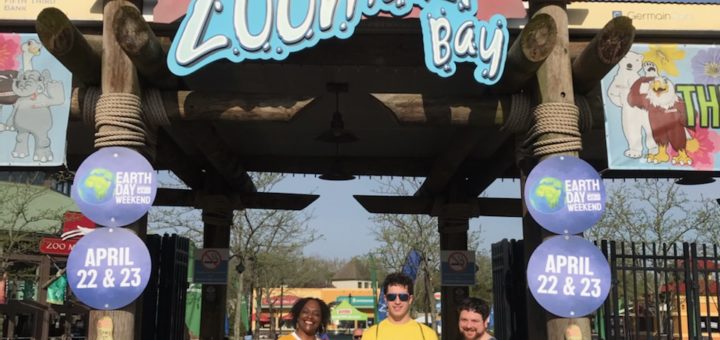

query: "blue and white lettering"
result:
(168, 0), (509, 85)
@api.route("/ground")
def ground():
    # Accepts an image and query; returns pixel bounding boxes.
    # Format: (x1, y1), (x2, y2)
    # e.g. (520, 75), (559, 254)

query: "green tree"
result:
(0, 173), (70, 278)
(587, 179), (718, 244)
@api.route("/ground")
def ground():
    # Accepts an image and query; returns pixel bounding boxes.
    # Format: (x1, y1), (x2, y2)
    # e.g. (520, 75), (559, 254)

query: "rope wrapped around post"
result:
(95, 93), (147, 148)
(526, 102), (583, 157)
(84, 88), (170, 154)
(503, 93), (593, 134)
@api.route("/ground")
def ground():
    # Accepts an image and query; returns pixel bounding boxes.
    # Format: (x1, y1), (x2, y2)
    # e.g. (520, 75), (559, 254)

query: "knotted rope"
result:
(502, 93), (594, 134)
(94, 93), (147, 148)
(527, 102), (583, 157)
(83, 88), (170, 155)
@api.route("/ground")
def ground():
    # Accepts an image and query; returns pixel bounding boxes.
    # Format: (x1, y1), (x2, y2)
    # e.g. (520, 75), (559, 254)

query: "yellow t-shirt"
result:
(277, 332), (320, 340)
(362, 319), (438, 340)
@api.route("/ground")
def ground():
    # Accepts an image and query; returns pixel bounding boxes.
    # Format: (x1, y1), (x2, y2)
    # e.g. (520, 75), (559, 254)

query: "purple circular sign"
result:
(67, 227), (151, 310)
(71, 147), (157, 227)
(527, 235), (611, 318)
(524, 155), (605, 234)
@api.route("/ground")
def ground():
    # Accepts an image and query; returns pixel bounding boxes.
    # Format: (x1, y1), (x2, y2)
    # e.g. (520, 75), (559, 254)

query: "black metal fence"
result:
(597, 241), (719, 340)
(492, 240), (720, 340)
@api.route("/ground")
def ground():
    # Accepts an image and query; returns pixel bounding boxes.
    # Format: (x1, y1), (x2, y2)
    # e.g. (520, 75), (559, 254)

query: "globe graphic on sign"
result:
(529, 176), (564, 213)
(76, 168), (115, 205)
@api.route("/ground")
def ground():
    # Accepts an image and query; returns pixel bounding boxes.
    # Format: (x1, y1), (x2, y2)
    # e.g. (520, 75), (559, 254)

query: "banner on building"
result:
(601, 44), (720, 171)
(0, 33), (72, 167)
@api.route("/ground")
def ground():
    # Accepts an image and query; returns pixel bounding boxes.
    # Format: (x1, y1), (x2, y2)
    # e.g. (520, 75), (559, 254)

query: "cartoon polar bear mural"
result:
(607, 51), (658, 158)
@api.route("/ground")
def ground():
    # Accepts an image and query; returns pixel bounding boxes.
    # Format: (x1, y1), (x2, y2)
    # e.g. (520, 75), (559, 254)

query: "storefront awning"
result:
(331, 301), (368, 321)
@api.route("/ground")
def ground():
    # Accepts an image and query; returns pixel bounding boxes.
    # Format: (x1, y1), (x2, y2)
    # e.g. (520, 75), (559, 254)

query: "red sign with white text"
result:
(40, 237), (78, 256)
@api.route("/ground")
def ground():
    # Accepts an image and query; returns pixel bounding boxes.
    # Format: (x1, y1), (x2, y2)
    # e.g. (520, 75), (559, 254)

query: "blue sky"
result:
(272, 176), (523, 260)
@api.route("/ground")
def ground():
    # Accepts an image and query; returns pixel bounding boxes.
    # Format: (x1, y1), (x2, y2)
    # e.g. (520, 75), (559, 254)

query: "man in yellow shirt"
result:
(362, 272), (438, 340)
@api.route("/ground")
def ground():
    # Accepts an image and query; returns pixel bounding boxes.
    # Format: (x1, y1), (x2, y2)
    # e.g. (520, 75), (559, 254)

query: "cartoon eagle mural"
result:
(627, 62), (694, 166)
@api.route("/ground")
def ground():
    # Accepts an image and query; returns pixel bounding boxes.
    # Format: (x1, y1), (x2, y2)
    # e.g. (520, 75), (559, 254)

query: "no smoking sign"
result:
(201, 250), (222, 270)
(448, 252), (468, 272)
(194, 248), (229, 284)
(441, 250), (475, 286)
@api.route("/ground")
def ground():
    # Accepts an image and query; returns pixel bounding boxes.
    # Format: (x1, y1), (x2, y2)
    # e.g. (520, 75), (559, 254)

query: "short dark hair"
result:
(457, 297), (491, 321)
(289, 297), (331, 334)
(382, 272), (414, 295)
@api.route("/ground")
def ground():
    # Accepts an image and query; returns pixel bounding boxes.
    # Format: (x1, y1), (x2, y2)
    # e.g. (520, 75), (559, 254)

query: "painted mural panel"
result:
(0, 33), (72, 167)
(601, 44), (720, 170)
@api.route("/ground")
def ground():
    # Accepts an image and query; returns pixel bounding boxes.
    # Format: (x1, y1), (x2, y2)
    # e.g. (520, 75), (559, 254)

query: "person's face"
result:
(385, 284), (413, 322)
(297, 299), (322, 336)
(458, 310), (488, 340)
(352, 329), (363, 339)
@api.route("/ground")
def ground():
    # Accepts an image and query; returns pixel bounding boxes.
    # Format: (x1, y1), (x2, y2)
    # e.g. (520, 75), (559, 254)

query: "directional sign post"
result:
(66, 228), (151, 310)
(527, 235), (611, 318)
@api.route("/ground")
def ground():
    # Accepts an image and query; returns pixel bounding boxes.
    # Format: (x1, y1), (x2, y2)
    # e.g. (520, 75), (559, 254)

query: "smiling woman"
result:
(279, 297), (331, 340)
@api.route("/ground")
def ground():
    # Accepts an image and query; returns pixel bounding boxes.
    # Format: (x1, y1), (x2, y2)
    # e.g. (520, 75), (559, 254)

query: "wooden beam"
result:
(154, 129), (205, 190)
(70, 90), (316, 122)
(113, 4), (178, 89)
(353, 195), (433, 215)
(572, 16), (635, 94)
(240, 156), (432, 177)
(36, 8), (102, 86)
(173, 124), (256, 193)
(416, 128), (502, 196)
(465, 136), (517, 197)
(370, 94), (501, 127)
(493, 13), (558, 94)
(154, 188), (319, 211)
(354, 195), (522, 217)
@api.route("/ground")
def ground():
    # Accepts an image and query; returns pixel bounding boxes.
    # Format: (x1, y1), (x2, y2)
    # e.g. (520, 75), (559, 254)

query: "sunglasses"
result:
(353, 336), (362, 339)
(385, 293), (410, 302)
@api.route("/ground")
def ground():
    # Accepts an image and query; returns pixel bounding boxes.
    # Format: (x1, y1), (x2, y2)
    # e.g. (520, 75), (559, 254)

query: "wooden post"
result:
(524, 1), (592, 339)
(492, 13), (558, 94)
(571, 16), (636, 94)
(438, 216), (468, 340)
(35, 7), (102, 86)
(36, 256), (51, 339)
(199, 182), (233, 340)
(87, 1), (145, 339)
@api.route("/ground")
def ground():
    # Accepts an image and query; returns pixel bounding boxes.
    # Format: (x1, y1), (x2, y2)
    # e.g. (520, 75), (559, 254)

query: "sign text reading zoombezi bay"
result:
(167, 0), (509, 85)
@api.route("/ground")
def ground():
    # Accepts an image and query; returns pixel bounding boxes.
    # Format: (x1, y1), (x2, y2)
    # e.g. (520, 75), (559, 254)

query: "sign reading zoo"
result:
(524, 156), (605, 235)
(167, 0), (509, 85)
(527, 235), (611, 318)
(71, 147), (157, 227)
(66, 228), (151, 310)
(602, 44), (720, 171)
(0, 33), (72, 167)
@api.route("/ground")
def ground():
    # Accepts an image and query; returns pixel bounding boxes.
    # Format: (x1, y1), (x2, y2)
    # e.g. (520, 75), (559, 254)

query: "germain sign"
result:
(167, 0), (509, 85)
